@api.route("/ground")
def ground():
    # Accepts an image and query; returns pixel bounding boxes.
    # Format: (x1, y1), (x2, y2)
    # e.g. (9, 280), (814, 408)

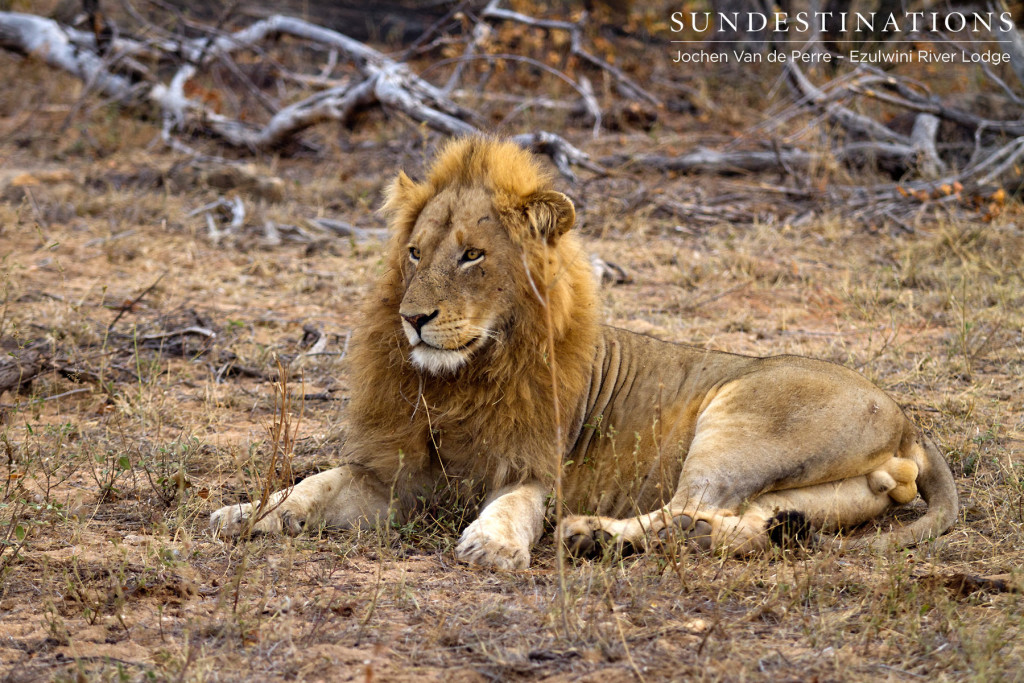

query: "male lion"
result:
(211, 138), (958, 569)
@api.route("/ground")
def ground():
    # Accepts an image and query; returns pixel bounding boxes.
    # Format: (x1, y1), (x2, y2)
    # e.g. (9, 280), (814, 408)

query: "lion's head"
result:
(379, 137), (593, 377)
(343, 137), (599, 487)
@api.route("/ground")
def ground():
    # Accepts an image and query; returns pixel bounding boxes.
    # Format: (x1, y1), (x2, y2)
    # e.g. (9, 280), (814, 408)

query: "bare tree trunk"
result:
(992, 0), (1024, 89)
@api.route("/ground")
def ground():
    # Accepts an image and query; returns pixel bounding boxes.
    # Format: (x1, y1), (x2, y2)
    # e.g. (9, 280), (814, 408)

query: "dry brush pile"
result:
(4, 0), (1024, 223)
(0, 1), (1023, 681)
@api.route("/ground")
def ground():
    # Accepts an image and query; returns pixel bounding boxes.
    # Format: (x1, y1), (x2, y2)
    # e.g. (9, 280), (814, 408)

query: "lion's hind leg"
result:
(642, 472), (904, 557)
(561, 457), (921, 559)
(720, 456), (921, 553)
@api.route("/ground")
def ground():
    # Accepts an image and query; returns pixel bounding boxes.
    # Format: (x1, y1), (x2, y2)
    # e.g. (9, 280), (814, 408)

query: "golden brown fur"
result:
(211, 138), (958, 569)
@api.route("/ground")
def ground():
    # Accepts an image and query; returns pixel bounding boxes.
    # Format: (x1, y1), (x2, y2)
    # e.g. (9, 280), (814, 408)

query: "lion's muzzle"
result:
(399, 304), (494, 374)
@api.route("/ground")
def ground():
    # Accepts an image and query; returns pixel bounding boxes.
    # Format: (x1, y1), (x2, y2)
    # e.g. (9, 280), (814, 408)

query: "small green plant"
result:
(0, 424), (63, 583)
(89, 445), (135, 503)
(0, 495), (31, 584)
(126, 434), (202, 508)
(25, 422), (83, 504)
(64, 557), (105, 626)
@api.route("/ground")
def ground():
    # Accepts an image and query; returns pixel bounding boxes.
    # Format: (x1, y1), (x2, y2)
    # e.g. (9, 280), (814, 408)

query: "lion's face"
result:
(398, 185), (522, 375)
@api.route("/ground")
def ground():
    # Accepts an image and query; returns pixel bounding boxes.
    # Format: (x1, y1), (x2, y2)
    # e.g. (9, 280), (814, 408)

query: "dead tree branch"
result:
(423, 52), (602, 134)
(784, 62), (909, 146)
(0, 12), (138, 99)
(601, 141), (923, 176)
(512, 131), (605, 179)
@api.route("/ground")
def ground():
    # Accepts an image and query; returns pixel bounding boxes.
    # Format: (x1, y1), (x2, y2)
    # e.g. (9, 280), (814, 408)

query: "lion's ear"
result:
(524, 191), (575, 243)
(381, 170), (420, 216)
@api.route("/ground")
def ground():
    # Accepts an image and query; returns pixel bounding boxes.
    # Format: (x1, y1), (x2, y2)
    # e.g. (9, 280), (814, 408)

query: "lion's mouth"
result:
(417, 336), (480, 353)
(409, 339), (479, 375)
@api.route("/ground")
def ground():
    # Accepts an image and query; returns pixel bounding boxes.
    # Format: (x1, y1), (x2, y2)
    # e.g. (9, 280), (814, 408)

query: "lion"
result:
(210, 137), (958, 569)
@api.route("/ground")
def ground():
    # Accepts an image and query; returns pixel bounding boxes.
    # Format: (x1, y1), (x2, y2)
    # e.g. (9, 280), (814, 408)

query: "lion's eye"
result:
(461, 248), (484, 264)
(409, 246), (421, 262)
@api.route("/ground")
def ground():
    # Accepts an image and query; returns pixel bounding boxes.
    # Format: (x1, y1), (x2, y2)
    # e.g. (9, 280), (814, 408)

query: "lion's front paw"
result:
(209, 499), (306, 539)
(210, 503), (255, 539)
(456, 519), (530, 570)
(560, 515), (637, 558)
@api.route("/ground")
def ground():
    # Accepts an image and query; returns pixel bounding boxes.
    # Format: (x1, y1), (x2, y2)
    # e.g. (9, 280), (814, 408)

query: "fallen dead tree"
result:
(600, 141), (923, 175)
(0, 8), (600, 179)
(783, 60), (1023, 222)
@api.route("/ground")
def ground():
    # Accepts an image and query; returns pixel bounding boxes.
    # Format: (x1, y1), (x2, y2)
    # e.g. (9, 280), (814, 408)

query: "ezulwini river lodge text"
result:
(671, 49), (1011, 66)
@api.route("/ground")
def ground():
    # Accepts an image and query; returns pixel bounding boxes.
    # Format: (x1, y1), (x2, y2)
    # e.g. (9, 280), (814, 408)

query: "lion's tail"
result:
(873, 432), (959, 549)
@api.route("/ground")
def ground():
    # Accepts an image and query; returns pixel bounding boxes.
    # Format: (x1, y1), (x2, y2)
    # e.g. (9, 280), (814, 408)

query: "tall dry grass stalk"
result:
(240, 358), (302, 538)
(525, 244), (572, 637)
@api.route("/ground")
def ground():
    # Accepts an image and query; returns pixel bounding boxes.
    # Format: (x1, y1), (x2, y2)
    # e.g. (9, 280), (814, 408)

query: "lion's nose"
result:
(402, 310), (439, 334)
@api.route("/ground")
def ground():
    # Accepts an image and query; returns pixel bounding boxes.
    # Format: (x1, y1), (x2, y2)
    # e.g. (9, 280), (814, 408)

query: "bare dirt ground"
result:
(2, 29), (1024, 683)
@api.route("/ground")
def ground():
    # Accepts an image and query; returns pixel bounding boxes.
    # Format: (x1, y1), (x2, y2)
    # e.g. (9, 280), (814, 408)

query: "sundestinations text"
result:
(669, 11), (1014, 35)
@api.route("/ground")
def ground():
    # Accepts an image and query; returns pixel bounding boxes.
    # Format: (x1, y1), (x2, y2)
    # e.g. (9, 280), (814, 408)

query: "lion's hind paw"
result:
(655, 513), (714, 552)
(764, 510), (818, 550)
(564, 528), (632, 559)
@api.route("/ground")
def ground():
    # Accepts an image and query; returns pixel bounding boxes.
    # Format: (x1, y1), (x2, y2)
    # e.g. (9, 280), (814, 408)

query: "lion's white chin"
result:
(410, 345), (469, 375)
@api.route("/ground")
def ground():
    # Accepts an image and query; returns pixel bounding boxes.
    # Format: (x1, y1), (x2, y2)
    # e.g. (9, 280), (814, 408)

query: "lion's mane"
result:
(343, 138), (599, 500)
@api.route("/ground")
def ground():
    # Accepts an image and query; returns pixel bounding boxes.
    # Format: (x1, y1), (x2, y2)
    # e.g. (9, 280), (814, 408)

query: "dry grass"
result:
(1, 49), (1023, 683)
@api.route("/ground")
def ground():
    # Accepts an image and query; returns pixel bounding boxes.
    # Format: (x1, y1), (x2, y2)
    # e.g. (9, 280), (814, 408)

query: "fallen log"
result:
(0, 348), (44, 396)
